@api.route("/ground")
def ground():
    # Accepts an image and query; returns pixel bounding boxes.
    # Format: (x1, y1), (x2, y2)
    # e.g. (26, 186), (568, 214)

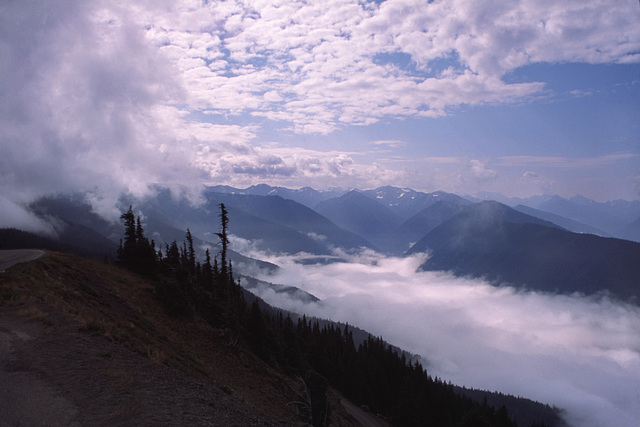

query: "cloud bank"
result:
(149, 0), (640, 133)
(244, 250), (640, 427)
(0, 1), (204, 224)
(1, 0), (638, 228)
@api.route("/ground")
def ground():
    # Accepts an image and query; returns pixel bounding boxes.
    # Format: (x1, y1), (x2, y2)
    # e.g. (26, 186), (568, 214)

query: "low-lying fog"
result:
(237, 244), (640, 427)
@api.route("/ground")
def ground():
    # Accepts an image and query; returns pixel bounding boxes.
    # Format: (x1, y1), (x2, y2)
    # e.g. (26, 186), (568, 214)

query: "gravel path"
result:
(0, 309), (79, 426)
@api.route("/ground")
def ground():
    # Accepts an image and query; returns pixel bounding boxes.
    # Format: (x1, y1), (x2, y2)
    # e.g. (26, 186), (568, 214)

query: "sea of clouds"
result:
(237, 247), (640, 427)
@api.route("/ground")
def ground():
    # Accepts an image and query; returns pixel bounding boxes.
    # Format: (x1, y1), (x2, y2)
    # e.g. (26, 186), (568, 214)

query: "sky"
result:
(237, 247), (640, 427)
(1, 3), (639, 425)
(1, 0), (640, 228)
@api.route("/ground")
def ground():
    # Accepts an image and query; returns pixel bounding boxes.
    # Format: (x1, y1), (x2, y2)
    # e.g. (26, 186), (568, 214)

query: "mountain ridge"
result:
(407, 201), (640, 300)
(17, 185), (640, 304)
(314, 190), (404, 248)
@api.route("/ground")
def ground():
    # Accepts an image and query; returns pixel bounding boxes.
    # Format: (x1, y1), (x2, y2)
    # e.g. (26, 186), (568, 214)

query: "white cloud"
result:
(0, 196), (58, 237)
(446, 159), (499, 192)
(138, 0), (639, 133)
(1, 0), (638, 226)
(195, 143), (405, 190)
(247, 249), (640, 427)
(0, 0), (209, 222)
(369, 139), (406, 149)
(468, 159), (498, 179)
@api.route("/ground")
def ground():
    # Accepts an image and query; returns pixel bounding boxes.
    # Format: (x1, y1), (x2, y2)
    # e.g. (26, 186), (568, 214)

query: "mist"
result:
(240, 248), (640, 427)
(0, 1), (205, 230)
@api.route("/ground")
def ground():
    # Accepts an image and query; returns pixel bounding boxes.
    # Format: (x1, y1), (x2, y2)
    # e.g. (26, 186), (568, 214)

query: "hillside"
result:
(512, 204), (607, 236)
(0, 241), (563, 426)
(0, 252), (304, 425)
(315, 190), (403, 248)
(204, 192), (374, 253)
(2, 251), (417, 425)
(205, 184), (346, 208)
(132, 189), (373, 256)
(0, 227), (117, 260)
(408, 201), (640, 300)
(621, 215), (640, 242)
(390, 200), (468, 254)
(517, 195), (640, 242)
(362, 187), (470, 220)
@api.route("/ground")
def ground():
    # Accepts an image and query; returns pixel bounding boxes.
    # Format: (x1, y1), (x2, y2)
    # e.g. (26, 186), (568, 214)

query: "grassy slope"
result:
(0, 251), (563, 426)
(0, 251), (306, 423)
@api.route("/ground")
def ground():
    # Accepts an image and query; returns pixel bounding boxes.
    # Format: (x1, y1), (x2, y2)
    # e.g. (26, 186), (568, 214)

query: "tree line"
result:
(116, 205), (550, 427)
(117, 204), (244, 332)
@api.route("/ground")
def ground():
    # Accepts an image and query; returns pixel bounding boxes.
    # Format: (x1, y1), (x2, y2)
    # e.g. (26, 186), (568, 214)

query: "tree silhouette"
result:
(215, 203), (230, 282)
(117, 206), (156, 275)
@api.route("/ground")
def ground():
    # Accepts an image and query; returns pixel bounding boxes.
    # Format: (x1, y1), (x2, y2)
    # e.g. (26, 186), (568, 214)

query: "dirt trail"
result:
(0, 250), (45, 271)
(0, 310), (80, 426)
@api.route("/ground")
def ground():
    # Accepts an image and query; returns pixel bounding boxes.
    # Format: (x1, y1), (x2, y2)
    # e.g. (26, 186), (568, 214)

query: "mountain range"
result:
(211, 184), (640, 242)
(4, 183), (639, 425)
(7, 184), (640, 303)
(472, 192), (640, 241)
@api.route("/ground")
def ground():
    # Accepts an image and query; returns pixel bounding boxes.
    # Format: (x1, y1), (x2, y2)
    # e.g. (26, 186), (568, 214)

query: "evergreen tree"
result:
(136, 216), (145, 242)
(215, 203), (230, 281)
(186, 228), (196, 273)
(117, 206), (136, 265)
(201, 248), (213, 289)
(117, 206), (156, 275)
(247, 300), (269, 360)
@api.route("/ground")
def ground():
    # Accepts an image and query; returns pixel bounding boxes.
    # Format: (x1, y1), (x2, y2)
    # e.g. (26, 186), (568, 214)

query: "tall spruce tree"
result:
(117, 206), (156, 275)
(215, 203), (230, 281)
(186, 228), (196, 274)
(117, 206), (136, 264)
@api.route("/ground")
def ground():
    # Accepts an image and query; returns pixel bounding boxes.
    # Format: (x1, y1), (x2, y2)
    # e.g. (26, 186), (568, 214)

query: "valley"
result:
(2, 184), (640, 426)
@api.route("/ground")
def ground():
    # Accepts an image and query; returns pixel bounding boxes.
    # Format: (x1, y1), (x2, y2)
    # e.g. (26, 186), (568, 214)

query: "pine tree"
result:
(117, 206), (156, 274)
(136, 216), (145, 242)
(201, 248), (213, 289)
(215, 203), (230, 281)
(117, 206), (136, 265)
(186, 228), (196, 274)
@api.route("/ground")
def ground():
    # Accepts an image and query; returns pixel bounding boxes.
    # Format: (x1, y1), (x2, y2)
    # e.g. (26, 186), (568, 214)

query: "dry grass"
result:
(109, 404), (141, 420)
(101, 368), (138, 387)
(0, 251), (302, 423)
(16, 305), (51, 325)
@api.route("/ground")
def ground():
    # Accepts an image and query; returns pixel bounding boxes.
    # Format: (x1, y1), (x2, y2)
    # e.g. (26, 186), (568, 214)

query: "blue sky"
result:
(1, 0), (639, 225)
